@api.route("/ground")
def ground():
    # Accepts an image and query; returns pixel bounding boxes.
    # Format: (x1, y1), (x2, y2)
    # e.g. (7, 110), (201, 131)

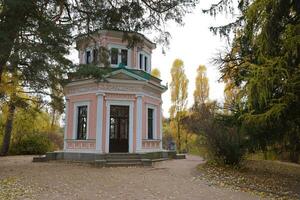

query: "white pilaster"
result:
(63, 98), (69, 151)
(128, 103), (134, 153)
(136, 95), (143, 151)
(160, 104), (163, 150)
(96, 93), (104, 152)
(105, 104), (110, 153)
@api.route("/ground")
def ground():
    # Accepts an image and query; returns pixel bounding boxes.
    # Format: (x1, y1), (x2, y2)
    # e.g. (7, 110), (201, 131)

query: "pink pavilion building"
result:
(63, 30), (167, 155)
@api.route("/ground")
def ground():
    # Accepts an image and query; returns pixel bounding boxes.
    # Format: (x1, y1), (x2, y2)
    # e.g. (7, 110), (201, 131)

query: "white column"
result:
(136, 95), (143, 152)
(63, 98), (69, 151)
(129, 103), (134, 153)
(96, 93), (104, 152)
(105, 102), (110, 153)
(160, 104), (163, 150)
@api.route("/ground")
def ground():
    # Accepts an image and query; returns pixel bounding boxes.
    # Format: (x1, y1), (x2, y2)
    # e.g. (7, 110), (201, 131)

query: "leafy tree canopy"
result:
(205, 0), (300, 161)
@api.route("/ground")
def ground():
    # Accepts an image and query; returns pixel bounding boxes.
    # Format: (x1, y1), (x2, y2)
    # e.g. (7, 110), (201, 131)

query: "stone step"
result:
(106, 158), (142, 163)
(151, 158), (169, 162)
(105, 153), (141, 156)
(105, 162), (143, 167)
(105, 154), (141, 159)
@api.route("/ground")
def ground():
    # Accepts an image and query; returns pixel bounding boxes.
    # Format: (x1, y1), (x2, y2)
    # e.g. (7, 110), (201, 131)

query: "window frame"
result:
(144, 56), (148, 72)
(73, 101), (90, 140)
(146, 104), (157, 140)
(77, 105), (88, 140)
(83, 46), (101, 65)
(108, 44), (131, 68)
(138, 51), (151, 73)
(85, 50), (91, 64)
(121, 49), (128, 66)
(147, 108), (154, 139)
(139, 54), (143, 70)
(110, 47), (119, 65)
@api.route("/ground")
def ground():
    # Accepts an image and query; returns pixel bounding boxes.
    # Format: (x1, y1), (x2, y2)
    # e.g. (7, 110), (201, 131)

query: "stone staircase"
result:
(34, 151), (179, 167)
(95, 153), (151, 167)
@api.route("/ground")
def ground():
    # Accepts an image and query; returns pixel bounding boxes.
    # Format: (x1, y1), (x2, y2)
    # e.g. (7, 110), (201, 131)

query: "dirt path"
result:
(0, 155), (260, 200)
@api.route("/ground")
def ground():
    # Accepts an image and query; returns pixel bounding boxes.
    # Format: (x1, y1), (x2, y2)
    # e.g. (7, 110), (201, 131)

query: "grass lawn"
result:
(197, 159), (300, 200)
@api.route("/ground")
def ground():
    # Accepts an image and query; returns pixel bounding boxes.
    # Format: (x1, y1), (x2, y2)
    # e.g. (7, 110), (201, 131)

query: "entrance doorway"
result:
(109, 105), (129, 152)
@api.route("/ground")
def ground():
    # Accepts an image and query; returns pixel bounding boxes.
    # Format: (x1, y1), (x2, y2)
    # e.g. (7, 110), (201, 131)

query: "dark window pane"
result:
(110, 118), (116, 139)
(121, 49), (128, 66)
(144, 56), (148, 71)
(77, 106), (87, 140)
(139, 54), (143, 69)
(148, 108), (153, 139)
(111, 48), (118, 65)
(86, 51), (91, 64)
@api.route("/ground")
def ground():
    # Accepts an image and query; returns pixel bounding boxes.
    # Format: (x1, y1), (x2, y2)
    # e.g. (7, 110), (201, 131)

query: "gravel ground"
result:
(0, 155), (260, 200)
(197, 159), (300, 200)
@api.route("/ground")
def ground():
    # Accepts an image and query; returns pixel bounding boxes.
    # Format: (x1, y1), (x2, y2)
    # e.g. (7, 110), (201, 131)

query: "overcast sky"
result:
(69, 1), (234, 118)
(148, 2), (234, 117)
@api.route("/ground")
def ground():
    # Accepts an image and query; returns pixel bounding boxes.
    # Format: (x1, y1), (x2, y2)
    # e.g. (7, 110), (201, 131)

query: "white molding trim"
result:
(106, 79), (144, 84)
(146, 104), (157, 140)
(105, 100), (134, 153)
(67, 91), (162, 102)
(66, 78), (166, 92)
(63, 99), (69, 150)
(136, 95), (143, 151)
(95, 94), (104, 152)
(72, 101), (90, 140)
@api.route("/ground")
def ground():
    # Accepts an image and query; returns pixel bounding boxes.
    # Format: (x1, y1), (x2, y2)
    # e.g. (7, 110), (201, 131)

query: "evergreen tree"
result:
(206, 0), (300, 162)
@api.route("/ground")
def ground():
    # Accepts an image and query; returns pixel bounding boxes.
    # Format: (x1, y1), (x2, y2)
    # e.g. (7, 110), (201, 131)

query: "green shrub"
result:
(204, 119), (247, 166)
(10, 133), (53, 155)
(204, 116), (247, 165)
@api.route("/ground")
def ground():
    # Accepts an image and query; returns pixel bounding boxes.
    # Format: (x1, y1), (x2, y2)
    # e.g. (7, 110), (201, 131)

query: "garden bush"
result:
(204, 123), (246, 165)
(10, 133), (54, 155)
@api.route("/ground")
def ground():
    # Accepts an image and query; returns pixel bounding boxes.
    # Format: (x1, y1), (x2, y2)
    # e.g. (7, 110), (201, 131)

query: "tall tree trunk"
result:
(0, 100), (16, 156)
(177, 119), (181, 153)
(51, 109), (56, 128)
